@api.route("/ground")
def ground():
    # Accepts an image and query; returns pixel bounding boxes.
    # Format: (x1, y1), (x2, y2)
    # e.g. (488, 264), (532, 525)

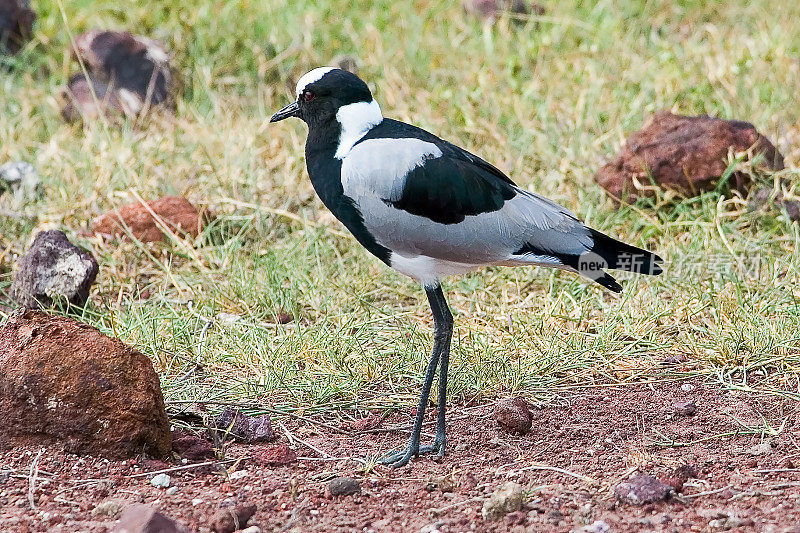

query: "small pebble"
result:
(240, 527), (262, 533)
(673, 400), (697, 416)
(191, 498), (204, 506)
(165, 486), (178, 496)
(229, 469), (248, 481)
(150, 473), (171, 488)
(326, 477), (361, 497)
(680, 383), (695, 392)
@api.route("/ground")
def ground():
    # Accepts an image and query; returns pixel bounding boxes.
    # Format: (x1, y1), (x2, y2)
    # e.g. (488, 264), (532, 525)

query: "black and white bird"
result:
(271, 67), (662, 467)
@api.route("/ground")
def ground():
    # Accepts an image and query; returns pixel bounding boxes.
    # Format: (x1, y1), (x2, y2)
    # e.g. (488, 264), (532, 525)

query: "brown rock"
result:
(493, 397), (532, 433)
(171, 430), (215, 461)
(91, 196), (208, 243)
(251, 444), (297, 466)
(0, 310), (171, 458)
(595, 111), (784, 203)
(614, 475), (673, 505)
(673, 400), (697, 416)
(71, 30), (173, 115)
(326, 477), (361, 497)
(209, 504), (257, 533)
(0, 0), (35, 54)
(661, 465), (698, 493)
(10, 230), (99, 309)
(110, 504), (189, 533)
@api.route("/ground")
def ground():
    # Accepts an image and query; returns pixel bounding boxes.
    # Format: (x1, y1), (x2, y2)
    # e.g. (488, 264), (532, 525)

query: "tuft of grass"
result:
(1, 1), (800, 414)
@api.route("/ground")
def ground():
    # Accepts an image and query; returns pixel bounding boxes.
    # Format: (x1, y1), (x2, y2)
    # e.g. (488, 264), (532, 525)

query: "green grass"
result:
(2, 0), (800, 413)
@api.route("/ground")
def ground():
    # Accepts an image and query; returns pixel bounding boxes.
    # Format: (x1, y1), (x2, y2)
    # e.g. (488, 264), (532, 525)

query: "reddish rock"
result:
(110, 504), (189, 533)
(595, 111), (784, 203)
(493, 397), (532, 433)
(673, 400), (697, 416)
(209, 503), (256, 533)
(0, 0), (35, 54)
(91, 196), (208, 243)
(350, 413), (382, 431)
(614, 475), (673, 505)
(10, 230), (99, 309)
(171, 430), (216, 461)
(0, 310), (171, 458)
(70, 30), (173, 117)
(661, 465), (698, 493)
(251, 444), (297, 466)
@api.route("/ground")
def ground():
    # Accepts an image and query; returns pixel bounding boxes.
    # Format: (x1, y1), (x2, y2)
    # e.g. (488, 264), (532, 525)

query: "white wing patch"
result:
(295, 67), (336, 96)
(340, 137), (441, 198)
(334, 100), (384, 159)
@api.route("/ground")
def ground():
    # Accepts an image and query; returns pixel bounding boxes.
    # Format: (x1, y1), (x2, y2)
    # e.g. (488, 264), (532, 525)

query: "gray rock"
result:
(573, 521), (611, 533)
(481, 481), (525, 521)
(614, 475), (673, 505)
(110, 504), (189, 533)
(0, 161), (42, 205)
(674, 400), (697, 416)
(326, 477), (361, 497)
(10, 230), (99, 309)
(150, 473), (171, 488)
(209, 407), (275, 444)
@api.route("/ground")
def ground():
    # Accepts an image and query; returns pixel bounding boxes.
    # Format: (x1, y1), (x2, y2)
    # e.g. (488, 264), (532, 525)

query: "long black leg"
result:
(381, 284), (453, 468)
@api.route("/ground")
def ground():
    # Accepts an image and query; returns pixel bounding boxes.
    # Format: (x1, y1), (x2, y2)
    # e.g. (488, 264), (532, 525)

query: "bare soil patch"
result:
(1, 378), (799, 532)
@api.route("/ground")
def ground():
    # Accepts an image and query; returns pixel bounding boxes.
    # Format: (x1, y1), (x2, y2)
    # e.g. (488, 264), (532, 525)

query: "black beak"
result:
(270, 101), (300, 122)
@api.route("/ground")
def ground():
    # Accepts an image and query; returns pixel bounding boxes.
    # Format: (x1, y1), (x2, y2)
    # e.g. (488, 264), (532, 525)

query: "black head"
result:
(270, 67), (374, 127)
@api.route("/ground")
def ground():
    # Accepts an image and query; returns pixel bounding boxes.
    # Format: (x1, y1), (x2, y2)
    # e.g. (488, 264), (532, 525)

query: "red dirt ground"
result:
(2, 378), (800, 532)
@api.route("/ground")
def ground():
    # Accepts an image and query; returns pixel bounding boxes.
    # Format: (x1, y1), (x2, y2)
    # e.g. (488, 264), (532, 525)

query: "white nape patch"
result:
(334, 100), (384, 159)
(390, 253), (479, 286)
(341, 137), (441, 198)
(295, 67), (336, 96)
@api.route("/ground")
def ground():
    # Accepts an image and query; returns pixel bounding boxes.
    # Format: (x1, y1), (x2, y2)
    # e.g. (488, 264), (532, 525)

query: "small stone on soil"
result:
(110, 504), (189, 533)
(482, 481), (525, 521)
(165, 486), (178, 496)
(209, 503), (257, 533)
(574, 520), (611, 533)
(229, 469), (248, 480)
(674, 400), (697, 416)
(171, 429), (216, 461)
(91, 498), (125, 518)
(746, 439), (774, 456)
(492, 397), (532, 433)
(326, 477), (361, 498)
(680, 383), (696, 392)
(150, 473), (171, 488)
(614, 475), (673, 505)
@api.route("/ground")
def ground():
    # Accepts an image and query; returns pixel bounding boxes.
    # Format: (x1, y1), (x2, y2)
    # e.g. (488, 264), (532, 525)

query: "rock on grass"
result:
(614, 475), (673, 505)
(0, 310), (171, 458)
(482, 482), (525, 520)
(595, 111), (784, 203)
(492, 397), (532, 433)
(91, 196), (209, 243)
(10, 230), (99, 309)
(0, 161), (42, 205)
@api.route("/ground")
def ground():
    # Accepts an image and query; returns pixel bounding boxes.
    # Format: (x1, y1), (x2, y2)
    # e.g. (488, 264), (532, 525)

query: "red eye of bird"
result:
(301, 90), (315, 102)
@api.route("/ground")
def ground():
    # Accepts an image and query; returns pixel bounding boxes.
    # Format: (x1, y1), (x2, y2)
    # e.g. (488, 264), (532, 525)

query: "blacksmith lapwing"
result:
(271, 67), (662, 467)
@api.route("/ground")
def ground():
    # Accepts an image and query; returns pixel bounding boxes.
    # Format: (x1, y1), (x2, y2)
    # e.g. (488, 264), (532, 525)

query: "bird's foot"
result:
(380, 438), (445, 468)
